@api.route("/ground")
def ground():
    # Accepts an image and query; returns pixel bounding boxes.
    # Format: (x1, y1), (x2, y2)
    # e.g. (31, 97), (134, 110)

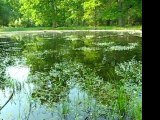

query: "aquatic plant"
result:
(0, 33), (142, 119)
(74, 46), (100, 51)
(114, 58), (142, 119)
(106, 42), (138, 51)
(92, 41), (115, 46)
(65, 35), (80, 41)
(115, 58), (142, 84)
(0, 58), (14, 89)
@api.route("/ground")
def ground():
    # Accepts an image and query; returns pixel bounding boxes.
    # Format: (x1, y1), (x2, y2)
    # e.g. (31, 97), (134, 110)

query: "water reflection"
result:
(6, 65), (30, 84)
(0, 32), (142, 119)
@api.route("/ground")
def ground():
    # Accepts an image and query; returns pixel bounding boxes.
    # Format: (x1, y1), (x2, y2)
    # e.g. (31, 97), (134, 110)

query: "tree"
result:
(1, 0), (142, 27)
(20, 0), (61, 27)
(61, 0), (84, 26)
(6, 0), (21, 20)
(83, 0), (101, 26)
(0, 0), (11, 26)
(99, 0), (142, 26)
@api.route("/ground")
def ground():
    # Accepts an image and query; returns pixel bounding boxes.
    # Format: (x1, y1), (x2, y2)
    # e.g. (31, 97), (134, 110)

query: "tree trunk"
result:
(118, 17), (125, 27)
(52, 21), (57, 28)
(118, 0), (125, 27)
(52, 0), (57, 28)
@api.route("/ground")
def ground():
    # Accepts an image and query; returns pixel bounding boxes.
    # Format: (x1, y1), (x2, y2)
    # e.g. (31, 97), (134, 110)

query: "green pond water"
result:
(0, 32), (142, 120)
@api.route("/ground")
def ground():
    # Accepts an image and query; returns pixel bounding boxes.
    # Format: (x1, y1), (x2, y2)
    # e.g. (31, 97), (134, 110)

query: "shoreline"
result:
(0, 30), (142, 37)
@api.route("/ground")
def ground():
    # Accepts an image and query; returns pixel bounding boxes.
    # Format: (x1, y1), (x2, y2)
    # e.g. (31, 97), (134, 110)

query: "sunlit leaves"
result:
(83, 0), (101, 25)
(1, 0), (142, 26)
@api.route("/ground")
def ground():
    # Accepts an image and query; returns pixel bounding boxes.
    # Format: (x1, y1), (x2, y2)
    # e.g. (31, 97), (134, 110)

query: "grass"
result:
(0, 27), (52, 32)
(0, 25), (142, 32)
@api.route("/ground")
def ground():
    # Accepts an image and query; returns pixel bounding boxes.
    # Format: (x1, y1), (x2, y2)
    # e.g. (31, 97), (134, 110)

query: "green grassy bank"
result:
(0, 26), (142, 32)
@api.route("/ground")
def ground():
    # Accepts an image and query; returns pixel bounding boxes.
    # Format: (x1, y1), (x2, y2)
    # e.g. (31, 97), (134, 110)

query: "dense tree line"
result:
(0, 0), (142, 27)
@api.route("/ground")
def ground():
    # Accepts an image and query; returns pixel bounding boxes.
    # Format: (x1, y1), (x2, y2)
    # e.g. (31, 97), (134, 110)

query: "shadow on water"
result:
(0, 32), (142, 120)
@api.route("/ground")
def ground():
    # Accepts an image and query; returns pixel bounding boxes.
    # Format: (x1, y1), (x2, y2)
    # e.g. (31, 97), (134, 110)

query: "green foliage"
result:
(114, 58), (142, 119)
(83, 0), (101, 25)
(0, 0), (21, 26)
(0, 0), (142, 27)
(0, 0), (11, 26)
(28, 58), (142, 119)
(115, 58), (142, 84)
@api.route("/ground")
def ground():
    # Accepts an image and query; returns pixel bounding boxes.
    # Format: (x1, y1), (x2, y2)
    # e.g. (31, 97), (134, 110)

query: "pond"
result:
(0, 31), (142, 120)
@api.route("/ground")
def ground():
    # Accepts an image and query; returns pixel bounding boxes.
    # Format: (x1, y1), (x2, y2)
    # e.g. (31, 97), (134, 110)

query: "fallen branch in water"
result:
(0, 91), (14, 111)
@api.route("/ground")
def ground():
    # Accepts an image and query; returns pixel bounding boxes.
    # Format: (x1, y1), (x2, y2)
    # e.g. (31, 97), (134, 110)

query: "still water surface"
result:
(0, 32), (141, 120)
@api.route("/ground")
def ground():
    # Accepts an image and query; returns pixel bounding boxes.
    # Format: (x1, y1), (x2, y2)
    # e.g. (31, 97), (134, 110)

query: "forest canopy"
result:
(0, 0), (142, 27)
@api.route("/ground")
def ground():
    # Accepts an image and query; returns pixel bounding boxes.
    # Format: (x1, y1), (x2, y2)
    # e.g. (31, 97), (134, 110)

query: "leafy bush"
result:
(8, 18), (35, 27)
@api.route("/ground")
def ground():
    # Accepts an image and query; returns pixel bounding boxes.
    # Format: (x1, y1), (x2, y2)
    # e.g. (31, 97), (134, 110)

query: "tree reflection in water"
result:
(0, 32), (142, 119)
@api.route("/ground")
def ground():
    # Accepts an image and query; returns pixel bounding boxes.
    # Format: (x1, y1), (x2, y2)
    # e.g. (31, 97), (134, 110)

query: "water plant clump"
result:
(27, 58), (142, 120)
(106, 42), (138, 51)
(92, 41), (115, 46)
(115, 58), (142, 84)
(113, 58), (142, 119)
(74, 46), (100, 51)
(0, 58), (14, 89)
